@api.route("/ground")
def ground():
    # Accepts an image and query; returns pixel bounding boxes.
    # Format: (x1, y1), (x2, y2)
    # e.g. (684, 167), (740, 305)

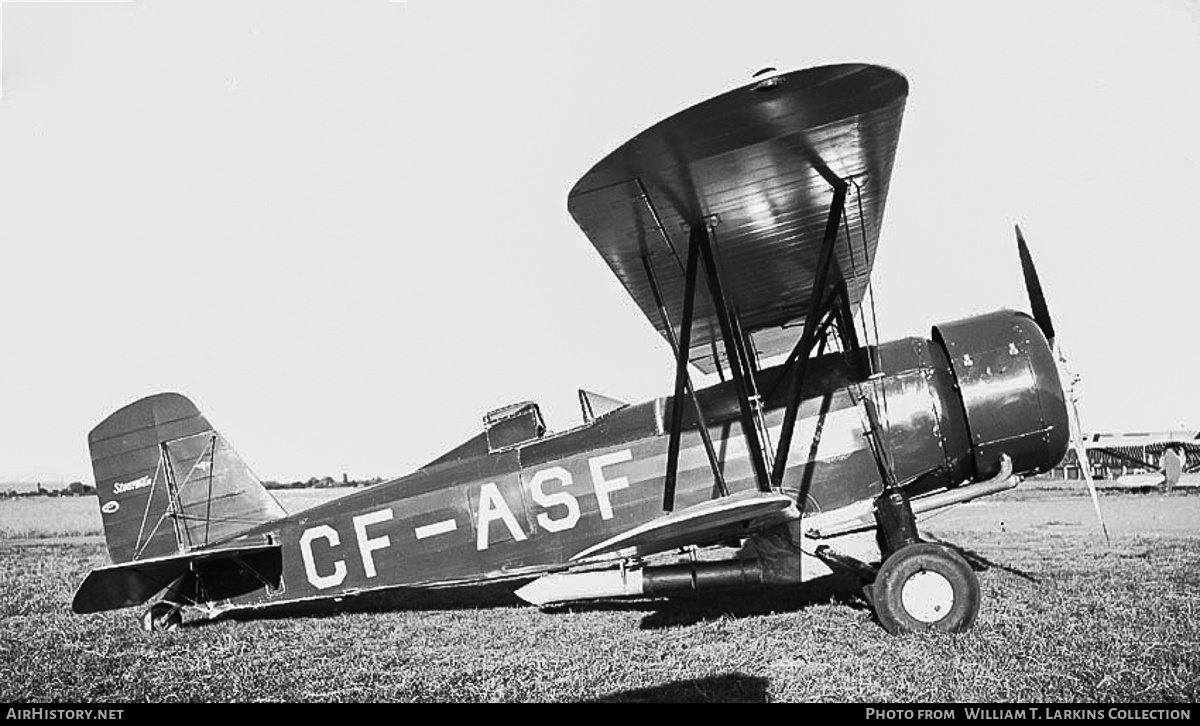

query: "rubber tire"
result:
(140, 602), (182, 632)
(872, 543), (980, 635)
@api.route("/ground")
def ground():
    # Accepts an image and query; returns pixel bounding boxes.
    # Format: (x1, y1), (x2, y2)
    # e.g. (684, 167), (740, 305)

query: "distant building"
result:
(67, 481), (95, 496)
(1051, 431), (1199, 481)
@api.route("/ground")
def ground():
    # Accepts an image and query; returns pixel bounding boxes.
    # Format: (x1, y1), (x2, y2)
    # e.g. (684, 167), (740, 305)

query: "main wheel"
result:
(140, 602), (182, 632)
(871, 543), (980, 634)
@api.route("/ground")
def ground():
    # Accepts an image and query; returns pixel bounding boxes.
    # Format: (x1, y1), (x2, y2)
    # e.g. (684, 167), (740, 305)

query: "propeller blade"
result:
(1015, 225), (1109, 543)
(1065, 389), (1112, 545)
(1016, 224), (1056, 346)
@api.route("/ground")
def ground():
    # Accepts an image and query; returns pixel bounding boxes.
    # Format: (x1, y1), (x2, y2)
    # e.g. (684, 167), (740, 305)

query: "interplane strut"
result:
(661, 223), (774, 511)
(770, 180), (849, 487)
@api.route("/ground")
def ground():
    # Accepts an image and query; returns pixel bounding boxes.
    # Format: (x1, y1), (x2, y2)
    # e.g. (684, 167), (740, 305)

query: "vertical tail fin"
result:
(88, 393), (286, 564)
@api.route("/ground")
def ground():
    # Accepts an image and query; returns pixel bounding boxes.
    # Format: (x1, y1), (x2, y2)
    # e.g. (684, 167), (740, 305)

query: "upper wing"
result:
(1082, 431), (1200, 449)
(567, 64), (907, 372)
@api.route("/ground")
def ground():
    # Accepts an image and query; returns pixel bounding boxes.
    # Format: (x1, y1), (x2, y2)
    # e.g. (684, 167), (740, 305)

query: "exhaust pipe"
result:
(515, 559), (765, 606)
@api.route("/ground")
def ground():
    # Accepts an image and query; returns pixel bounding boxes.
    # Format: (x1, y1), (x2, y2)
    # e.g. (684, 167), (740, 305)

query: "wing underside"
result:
(568, 64), (907, 372)
(570, 490), (798, 562)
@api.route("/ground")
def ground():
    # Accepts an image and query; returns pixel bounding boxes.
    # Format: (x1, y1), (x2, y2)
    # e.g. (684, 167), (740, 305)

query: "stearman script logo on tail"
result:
(112, 475), (152, 495)
(100, 500), (120, 515)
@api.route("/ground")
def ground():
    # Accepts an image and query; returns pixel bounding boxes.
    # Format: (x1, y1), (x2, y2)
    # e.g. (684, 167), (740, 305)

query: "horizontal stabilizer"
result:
(72, 543), (280, 614)
(571, 490), (797, 562)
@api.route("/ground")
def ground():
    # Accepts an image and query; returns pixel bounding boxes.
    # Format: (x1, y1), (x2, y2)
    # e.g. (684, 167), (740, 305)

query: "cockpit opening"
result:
(483, 401), (546, 453)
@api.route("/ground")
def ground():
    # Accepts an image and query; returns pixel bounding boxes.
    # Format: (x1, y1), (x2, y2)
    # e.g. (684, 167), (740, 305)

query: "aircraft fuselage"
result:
(210, 309), (1066, 615)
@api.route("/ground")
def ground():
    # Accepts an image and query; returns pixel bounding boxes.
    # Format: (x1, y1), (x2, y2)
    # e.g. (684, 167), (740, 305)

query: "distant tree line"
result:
(0, 476), (388, 499)
(1, 481), (95, 498)
(262, 474), (388, 490)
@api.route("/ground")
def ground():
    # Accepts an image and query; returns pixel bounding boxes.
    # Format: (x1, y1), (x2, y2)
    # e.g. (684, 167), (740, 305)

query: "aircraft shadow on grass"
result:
(204, 579), (536, 626)
(189, 565), (874, 631)
(924, 535), (1040, 583)
(169, 532), (1037, 632)
(578, 672), (770, 703)
(190, 533), (1043, 629)
(546, 572), (873, 631)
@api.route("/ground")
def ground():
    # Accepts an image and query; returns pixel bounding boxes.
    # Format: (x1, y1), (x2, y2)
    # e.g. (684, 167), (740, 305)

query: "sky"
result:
(1, 0), (1197, 485)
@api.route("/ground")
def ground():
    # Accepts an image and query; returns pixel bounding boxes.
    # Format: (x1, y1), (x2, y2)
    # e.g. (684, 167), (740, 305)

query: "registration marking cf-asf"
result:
(294, 410), (865, 591)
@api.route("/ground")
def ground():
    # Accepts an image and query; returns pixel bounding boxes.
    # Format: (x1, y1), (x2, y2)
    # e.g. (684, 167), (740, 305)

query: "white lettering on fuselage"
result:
(294, 445), (655, 585)
(414, 519), (457, 539)
(528, 466), (580, 533)
(476, 482), (528, 550)
(353, 508), (393, 578)
(300, 525), (347, 589)
(588, 449), (632, 520)
(292, 410), (864, 591)
(112, 475), (152, 495)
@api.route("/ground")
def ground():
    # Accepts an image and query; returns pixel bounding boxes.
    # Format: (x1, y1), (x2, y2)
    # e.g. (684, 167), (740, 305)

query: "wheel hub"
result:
(900, 569), (954, 623)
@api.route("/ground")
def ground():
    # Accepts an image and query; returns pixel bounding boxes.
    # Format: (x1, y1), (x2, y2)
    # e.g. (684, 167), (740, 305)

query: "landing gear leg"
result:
(859, 396), (981, 633)
(875, 486), (921, 559)
(870, 474), (981, 633)
(867, 471), (983, 634)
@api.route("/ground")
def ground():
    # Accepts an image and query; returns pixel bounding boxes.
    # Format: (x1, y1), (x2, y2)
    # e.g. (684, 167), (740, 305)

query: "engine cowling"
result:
(932, 309), (1069, 480)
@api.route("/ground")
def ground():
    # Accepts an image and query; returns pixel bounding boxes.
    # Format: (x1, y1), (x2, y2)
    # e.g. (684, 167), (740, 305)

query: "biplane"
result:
(1079, 431), (1199, 488)
(73, 64), (1076, 635)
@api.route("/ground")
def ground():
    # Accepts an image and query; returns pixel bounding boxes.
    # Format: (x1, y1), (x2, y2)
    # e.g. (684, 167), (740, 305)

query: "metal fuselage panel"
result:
(216, 310), (1064, 612)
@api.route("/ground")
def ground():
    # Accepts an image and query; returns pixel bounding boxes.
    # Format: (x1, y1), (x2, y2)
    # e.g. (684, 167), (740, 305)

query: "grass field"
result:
(1, 492), (1197, 702)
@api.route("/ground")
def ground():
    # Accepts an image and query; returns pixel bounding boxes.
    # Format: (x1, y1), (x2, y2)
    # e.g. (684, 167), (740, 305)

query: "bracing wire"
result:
(847, 178), (890, 431)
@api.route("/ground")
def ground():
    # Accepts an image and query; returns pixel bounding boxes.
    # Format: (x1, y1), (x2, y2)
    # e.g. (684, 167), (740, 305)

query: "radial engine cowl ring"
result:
(932, 310), (1069, 480)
